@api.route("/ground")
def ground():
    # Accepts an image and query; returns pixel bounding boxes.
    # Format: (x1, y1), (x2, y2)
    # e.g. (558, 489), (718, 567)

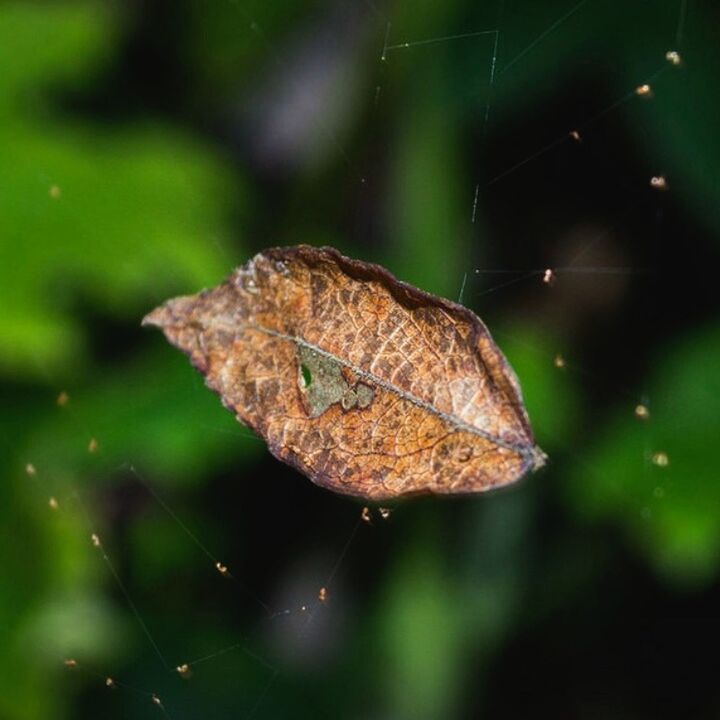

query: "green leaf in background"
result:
(0, 3), (252, 719)
(0, 1), (244, 378)
(495, 324), (580, 449)
(565, 324), (720, 587)
(379, 523), (467, 720)
(24, 349), (260, 488)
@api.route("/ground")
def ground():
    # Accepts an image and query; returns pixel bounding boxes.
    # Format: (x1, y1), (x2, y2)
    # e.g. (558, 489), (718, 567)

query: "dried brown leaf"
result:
(143, 246), (545, 501)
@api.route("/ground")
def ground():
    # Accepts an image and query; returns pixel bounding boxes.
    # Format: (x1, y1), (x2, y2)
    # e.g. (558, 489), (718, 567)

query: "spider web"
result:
(14, 0), (702, 717)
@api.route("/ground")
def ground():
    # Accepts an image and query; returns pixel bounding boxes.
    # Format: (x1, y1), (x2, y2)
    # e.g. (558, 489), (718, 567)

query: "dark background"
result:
(2, 1), (719, 718)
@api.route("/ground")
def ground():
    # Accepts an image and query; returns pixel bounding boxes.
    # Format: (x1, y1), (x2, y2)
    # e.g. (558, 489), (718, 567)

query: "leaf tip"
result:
(141, 304), (170, 329)
(531, 446), (548, 471)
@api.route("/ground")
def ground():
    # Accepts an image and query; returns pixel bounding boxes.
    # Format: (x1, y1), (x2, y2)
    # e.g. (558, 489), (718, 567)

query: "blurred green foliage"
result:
(2, 1), (719, 719)
(0, 3), (252, 718)
(567, 323), (720, 586)
(0, 2), (240, 376)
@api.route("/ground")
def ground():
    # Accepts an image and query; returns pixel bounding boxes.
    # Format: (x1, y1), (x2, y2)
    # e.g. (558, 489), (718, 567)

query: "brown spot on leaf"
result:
(456, 445), (473, 462)
(143, 246), (545, 501)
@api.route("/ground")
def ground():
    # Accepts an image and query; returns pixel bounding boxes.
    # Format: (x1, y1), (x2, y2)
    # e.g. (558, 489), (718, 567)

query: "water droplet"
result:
(651, 451), (669, 467)
(650, 175), (668, 190)
(176, 663), (193, 679)
(634, 404), (650, 420)
(456, 446), (472, 462)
